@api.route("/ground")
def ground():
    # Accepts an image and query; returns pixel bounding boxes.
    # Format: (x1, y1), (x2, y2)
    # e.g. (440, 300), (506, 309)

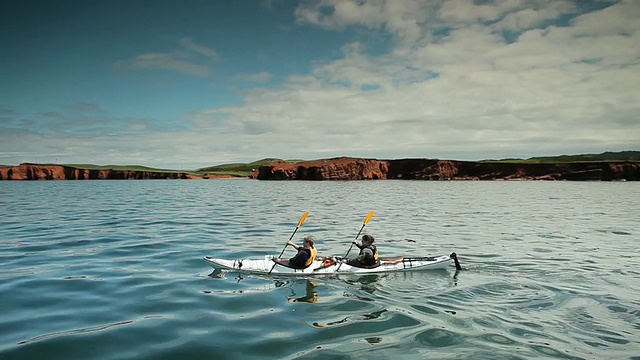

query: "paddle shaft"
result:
(335, 225), (365, 271)
(276, 227), (300, 258)
(268, 212), (309, 275)
(343, 223), (366, 259)
(336, 211), (374, 272)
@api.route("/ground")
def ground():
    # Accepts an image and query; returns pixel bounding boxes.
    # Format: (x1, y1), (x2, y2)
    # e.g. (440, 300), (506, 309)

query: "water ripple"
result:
(0, 180), (639, 359)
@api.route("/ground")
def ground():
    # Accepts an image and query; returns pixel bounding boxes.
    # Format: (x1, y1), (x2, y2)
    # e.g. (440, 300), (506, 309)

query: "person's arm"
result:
(352, 239), (364, 249)
(275, 241), (299, 262)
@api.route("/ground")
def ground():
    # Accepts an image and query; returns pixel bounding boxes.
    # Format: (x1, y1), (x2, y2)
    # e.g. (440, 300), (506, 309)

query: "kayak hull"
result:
(203, 254), (454, 275)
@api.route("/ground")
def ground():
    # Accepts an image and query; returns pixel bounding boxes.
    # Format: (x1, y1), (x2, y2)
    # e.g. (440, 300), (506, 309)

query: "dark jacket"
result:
(289, 248), (311, 269)
(348, 241), (379, 267)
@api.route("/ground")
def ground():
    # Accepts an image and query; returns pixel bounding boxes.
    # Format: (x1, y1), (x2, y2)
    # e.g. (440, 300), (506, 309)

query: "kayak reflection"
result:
(346, 274), (382, 293)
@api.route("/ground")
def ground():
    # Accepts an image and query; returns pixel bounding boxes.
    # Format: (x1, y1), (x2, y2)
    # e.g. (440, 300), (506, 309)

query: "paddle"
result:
(336, 210), (375, 272)
(268, 211), (310, 275)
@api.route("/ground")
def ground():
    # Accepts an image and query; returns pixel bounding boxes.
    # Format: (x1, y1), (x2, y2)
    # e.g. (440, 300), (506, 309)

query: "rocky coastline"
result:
(256, 157), (639, 181)
(2, 157), (638, 181)
(0, 163), (238, 180)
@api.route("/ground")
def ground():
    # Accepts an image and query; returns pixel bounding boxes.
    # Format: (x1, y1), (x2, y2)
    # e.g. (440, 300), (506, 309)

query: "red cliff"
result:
(258, 157), (389, 180)
(0, 164), (238, 180)
(257, 157), (640, 181)
(3, 158), (638, 181)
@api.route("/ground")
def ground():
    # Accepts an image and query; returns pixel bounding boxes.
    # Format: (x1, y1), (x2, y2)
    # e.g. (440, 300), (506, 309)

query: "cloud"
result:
(115, 52), (211, 76)
(494, 2), (576, 32)
(116, 37), (219, 76)
(179, 37), (220, 59)
(0, 103), (201, 167)
(4, 0), (638, 168)
(570, 0), (640, 37)
(187, 0), (639, 162)
(295, 0), (430, 42)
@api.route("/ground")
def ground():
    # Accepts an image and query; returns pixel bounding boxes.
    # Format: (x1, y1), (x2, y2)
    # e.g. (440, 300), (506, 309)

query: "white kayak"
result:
(203, 253), (461, 275)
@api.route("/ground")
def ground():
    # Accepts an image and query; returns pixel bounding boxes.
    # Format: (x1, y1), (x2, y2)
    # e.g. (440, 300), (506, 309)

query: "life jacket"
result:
(304, 247), (317, 267)
(360, 244), (379, 266)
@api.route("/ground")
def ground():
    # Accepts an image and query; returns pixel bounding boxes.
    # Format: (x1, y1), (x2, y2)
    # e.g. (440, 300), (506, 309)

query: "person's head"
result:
(362, 234), (374, 245)
(303, 236), (314, 248)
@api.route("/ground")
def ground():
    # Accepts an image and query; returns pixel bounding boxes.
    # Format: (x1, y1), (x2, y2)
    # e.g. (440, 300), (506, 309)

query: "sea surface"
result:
(0, 180), (639, 359)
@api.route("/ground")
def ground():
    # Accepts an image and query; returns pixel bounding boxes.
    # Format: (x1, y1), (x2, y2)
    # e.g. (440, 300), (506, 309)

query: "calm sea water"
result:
(0, 180), (638, 359)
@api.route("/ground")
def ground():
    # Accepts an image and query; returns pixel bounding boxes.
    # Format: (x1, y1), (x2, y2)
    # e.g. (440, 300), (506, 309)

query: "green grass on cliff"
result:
(65, 164), (187, 173)
(51, 151), (640, 177)
(64, 164), (244, 176)
(196, 158), (302, 176)
(196, 158), (283, 173)
(62, 158), (297, 177)
(484, 151), (640, 163)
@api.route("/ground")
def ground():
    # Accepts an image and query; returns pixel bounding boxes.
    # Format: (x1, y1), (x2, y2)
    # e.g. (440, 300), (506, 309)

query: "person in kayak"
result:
(275, 236), (317, 269)
(345, 234), (379, 267)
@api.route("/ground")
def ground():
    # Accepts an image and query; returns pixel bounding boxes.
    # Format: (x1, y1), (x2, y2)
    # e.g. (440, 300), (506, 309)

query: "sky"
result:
(1, 0), (639, 169)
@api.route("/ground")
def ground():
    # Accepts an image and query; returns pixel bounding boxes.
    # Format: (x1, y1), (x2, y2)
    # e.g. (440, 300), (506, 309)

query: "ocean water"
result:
(0, 180), (638, 359)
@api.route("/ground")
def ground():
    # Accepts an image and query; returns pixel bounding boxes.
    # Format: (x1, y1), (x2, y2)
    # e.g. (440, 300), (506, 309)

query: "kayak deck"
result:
(203, 253), (458, 275)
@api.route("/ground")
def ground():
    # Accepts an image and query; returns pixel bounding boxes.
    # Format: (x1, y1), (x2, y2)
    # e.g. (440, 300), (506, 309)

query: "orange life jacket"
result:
(304, 247), (317, 267)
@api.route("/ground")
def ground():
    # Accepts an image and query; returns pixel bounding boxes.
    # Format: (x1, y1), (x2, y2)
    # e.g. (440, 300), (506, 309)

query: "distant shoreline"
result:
(256, 157), (639, 181)
(1, 151), (639, 181)
(0, 163), (243, 180)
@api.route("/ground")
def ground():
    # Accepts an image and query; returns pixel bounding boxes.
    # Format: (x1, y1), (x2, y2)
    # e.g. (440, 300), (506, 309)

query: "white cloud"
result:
(295, 0), (432, 42)
(116, 52), (212, 76)
(179, 37), (220, 59)
(494, 1), (576, 32)
(116, 38), (219, 76)
(4, 0), (639, 168)
(570, 0), (640, 36)
(438, 0), (519, 24)
(185, 0), (639, 163)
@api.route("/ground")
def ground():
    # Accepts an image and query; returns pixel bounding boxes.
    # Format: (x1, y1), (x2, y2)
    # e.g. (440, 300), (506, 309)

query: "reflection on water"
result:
(287, 280), (319, 303)
(208, 267), (246, 282)
(311, 309), (388, 328)
(342, 274), (383, 294)
(205, 269), (462, 304)
(203, 277), (321, 304)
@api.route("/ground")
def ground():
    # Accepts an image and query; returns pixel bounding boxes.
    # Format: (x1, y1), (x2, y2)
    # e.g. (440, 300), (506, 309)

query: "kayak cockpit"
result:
(272, 258), (314, 270)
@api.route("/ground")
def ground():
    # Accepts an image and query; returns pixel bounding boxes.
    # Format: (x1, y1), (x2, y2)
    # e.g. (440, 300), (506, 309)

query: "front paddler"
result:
(274, 236), (317, 269)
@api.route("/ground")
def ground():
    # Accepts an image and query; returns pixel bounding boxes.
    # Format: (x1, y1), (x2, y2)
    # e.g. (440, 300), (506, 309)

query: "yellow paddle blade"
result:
(297, 211), (310, 227)
(363, 210), (375, 225)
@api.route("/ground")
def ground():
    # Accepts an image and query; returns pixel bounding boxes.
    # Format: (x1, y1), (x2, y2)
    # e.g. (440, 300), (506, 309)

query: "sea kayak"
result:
(203, 252), (461, 275)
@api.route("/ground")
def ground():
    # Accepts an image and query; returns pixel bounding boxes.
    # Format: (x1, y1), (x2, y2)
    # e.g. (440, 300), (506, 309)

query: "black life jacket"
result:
(359, 244), (379, 266)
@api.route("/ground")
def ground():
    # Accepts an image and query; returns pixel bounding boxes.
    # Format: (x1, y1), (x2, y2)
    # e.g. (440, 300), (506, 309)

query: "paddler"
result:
(274, 236), (317, 269)
(344, 234), (379, 267)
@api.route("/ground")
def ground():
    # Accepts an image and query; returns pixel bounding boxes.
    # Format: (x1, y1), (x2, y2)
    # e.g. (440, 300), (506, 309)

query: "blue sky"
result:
(1, 0), (639, 169)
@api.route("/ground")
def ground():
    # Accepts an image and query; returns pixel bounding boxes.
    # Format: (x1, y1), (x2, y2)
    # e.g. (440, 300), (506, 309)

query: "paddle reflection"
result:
(311, 309), (388, 328)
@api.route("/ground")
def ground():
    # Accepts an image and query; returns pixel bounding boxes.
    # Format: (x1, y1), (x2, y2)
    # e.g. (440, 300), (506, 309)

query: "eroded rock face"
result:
(2, 159), (638, 181)
(0, 164), (238, 180)
(258, 157), (388, 180)
(257, 157), (640, 181)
